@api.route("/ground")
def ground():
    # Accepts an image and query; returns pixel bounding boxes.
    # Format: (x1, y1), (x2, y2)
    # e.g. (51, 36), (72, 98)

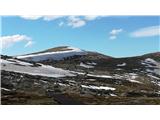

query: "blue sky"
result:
(0, 16), (159, 57)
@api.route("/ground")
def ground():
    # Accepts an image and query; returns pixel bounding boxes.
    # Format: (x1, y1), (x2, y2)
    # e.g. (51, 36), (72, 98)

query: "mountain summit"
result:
(17, 46), (87, 61)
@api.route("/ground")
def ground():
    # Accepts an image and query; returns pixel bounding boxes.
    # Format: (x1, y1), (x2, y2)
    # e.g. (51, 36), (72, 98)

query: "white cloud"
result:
(109, 28), (123, 40)
(67, 16), (86, 28)
(110, 29), (123, 35)
(19, 15), (102, 28)
(43, 15), (64, 21)
(131, 25), (160, 37)
(84, 16), (99, 21)
(24, 41), (34, 47)
(0, 34), (33, 49)
(67, 16), (102, 28)
(20, 15), (42, 20)
(20, 15), (64, 21)
(109, 36), (117, 40)
(59, 21), (64, 27)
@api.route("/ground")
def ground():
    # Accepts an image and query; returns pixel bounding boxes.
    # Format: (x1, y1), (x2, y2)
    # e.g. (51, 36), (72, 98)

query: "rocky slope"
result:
(1, 46), (160, 105)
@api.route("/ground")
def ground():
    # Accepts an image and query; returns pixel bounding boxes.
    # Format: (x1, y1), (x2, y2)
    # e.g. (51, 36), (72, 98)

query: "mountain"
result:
(16, 46), (88, 61)
(1, 46), (160, 105)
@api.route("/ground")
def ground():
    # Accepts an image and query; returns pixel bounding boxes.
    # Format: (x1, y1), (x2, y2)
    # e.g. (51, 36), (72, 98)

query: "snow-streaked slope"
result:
(117, 62), (126, 67)
(141, 58), (160, 75)
(144, 58), (159, 66)
(71, 71), (143, 84)
(81, 85), (116, 91)
(17, 46), (87, 62)
(79, 62), (94, 68)
(1, 58), (75, 78)
(1, 58), (33, 66)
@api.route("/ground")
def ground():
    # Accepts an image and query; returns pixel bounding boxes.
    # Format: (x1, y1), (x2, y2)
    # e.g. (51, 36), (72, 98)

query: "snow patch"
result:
(147, 74), (160, 80)
(1, 59), (32, 66)
(156, 91), (160, 94)
(128, 79), (142, 84)
(79, 62), (94, 68)
(81, 85), (116, 91)
(110, 93), (117, 96)
(141, 58), (160, 75)
(87, 74), (113, 79)
(117, 63), (126, 67)
(87, 62), (97, 65)
(58, 83), (70, 87)
(1, 58), (75, 78)
(17, 46), (87, 61)
(128, 73), (138, 79)
(144, 58), (159, 65)
(1, 88), (11, 91)
(116, 68), (123, 71)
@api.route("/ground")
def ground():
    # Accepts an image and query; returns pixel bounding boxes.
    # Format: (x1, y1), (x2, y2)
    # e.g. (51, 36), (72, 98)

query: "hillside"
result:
(1, 46), (160, 105)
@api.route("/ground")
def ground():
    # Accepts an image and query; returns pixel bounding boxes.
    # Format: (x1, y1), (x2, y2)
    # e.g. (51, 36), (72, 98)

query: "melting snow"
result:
(17, 46), (87, 61)
(87, 62), (97, 65)
(9, 59), (32, 66)
(116, 68), (123, 71)
(146, 69), (154, 73)
(151, 81), (160, 86)
(70, 71), (113, 79)
(145, 58), (159, 65)
(72, 71), (142, 84)
(156, 91), (160, 94)
(110, 93), (117, 96)
(58, 83), (70, 87)
(87, 74), (113, 79)
(154, 69), (160, 75)
(128, 79), (142, 84)
(79, 62), (94, 68)
(1, 58), (75, 78)
(124, 73), (142, 83)
(117, 63), (126, 67)
(81, 85), (116, 91)
(128, 73), (138, 79)
(114, 73), (142, 84)
(87, 79), (96, 81)
(1, 88), (11, 91)
(147, 74), (160, 80)
(141, 58), (160, 75)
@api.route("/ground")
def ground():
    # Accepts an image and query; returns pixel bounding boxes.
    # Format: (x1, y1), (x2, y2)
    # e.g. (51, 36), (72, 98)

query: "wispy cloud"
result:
(42, 16), (64, 21)
(19, 15), (101, 28)
(20, 15), (64, 21)
(24, 41), (34, 47)
(0, 34), (33, 49)
(130, 25), (160, 37)
(67, 16), (86, 28)
(19, 15), (42, 20)
(59, 21), (64, 27)
(67, 16), (101, 28)
(84, 15), (100, 21)
(109, 28), (123, 40)
(109, 36), (117, 40)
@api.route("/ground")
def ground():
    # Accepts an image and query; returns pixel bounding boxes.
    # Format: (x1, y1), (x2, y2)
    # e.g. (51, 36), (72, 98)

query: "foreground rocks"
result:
(1, 70), (160, 105)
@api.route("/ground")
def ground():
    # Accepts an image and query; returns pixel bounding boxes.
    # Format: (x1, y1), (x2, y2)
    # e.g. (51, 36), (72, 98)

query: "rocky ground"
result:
(1, 69), (160, 105)
(1, 47), (160, 105)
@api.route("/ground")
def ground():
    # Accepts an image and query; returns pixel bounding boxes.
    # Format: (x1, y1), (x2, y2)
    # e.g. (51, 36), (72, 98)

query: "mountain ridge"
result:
(1, 46), (160, 105)
(13, 45), (160, 59)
